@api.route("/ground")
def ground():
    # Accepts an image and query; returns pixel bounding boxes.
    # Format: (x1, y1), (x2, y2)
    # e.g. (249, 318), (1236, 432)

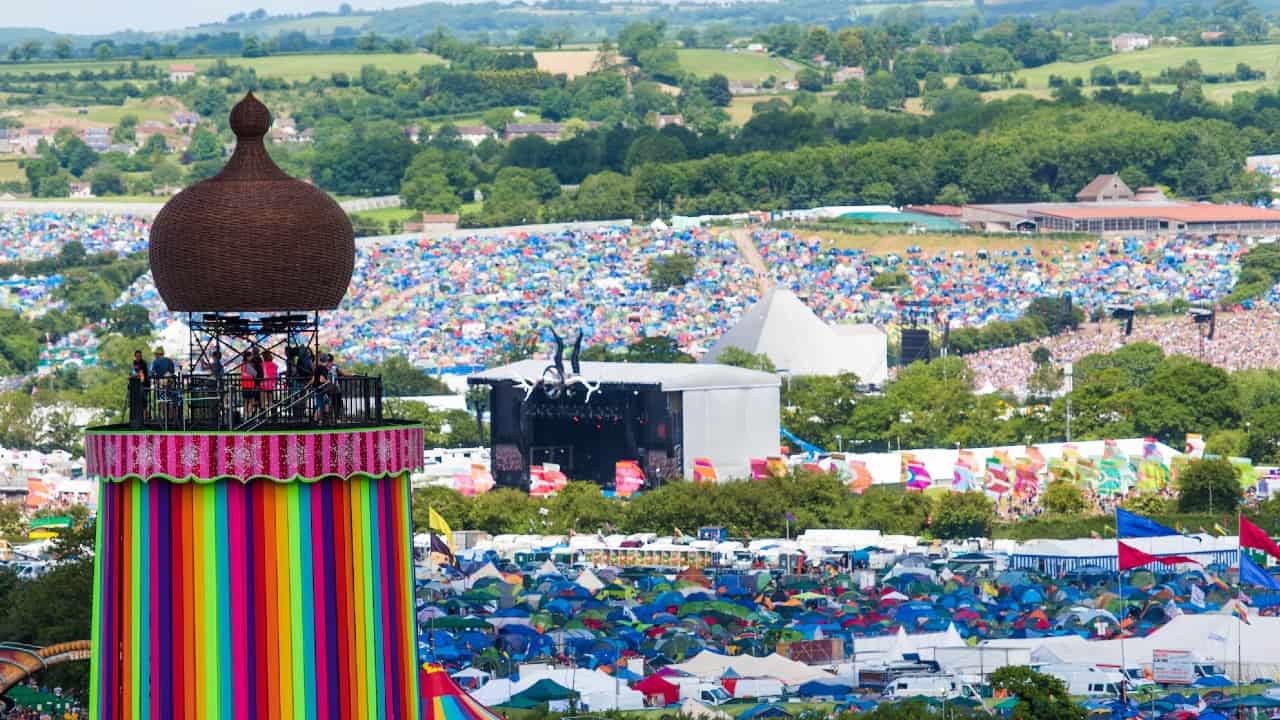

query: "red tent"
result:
(633, 674), (679, 706)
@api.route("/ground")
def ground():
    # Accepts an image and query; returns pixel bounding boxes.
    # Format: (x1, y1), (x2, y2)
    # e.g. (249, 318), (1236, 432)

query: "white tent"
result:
(982, 615), (1280, 680)
(701, 289), (888, 383)
(670, 651), (834, 685)
(575, 568), (605, 593)
(678, 698), (731, 720)
(471, 667), (646, 710)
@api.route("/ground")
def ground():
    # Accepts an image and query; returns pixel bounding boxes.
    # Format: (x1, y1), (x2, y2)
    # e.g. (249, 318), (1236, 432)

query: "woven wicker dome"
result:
(149, 93), (354, 312)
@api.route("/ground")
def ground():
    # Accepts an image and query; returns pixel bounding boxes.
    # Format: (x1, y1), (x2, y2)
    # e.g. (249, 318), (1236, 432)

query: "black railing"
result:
(126, 374), (383, 430)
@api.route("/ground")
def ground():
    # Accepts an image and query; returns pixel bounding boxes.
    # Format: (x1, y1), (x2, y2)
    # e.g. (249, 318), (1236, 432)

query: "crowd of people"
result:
(966, 308), (1280, 394)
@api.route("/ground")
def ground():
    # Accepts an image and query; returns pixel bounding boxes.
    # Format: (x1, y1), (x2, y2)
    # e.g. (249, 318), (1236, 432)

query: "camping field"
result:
(677, 49), (796, 82)
(0, 51), (445, 83)
(1004, 44), (1280, 89)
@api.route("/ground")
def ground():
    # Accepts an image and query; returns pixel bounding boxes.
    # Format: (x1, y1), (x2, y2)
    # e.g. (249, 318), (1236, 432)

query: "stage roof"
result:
(469, 361), (781, 392)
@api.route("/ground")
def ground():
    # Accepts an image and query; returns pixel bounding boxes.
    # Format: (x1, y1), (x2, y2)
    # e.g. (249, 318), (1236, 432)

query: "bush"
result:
(648, 252), (696, 290)
(1042, 480), (1087, 515)
(1177, 458), (1242, 513)
(931, 491), (994, 539)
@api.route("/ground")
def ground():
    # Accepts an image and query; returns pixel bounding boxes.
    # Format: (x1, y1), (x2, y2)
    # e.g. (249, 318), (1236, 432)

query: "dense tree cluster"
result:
(414, 474), (995, 540)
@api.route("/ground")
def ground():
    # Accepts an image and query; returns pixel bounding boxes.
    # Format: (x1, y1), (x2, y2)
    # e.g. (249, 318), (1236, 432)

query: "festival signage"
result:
(1152, 649), (1194, 685)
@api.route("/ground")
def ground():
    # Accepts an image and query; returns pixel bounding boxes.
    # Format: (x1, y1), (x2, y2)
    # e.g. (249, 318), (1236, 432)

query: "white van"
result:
(884, 675), (981, 700)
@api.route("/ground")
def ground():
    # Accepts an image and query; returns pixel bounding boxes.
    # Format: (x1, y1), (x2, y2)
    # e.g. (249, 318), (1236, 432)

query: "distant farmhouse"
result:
(169, 63), (197, 83)
(1111, 33), (1152, 52)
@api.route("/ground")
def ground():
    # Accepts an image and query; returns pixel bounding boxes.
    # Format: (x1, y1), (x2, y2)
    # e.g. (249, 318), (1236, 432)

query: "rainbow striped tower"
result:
(85, 93), (423, 719)
(85, 428), (424, 719)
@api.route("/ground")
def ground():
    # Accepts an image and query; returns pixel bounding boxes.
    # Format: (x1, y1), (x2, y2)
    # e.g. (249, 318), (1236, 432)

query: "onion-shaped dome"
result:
(148, 92), (354, 312)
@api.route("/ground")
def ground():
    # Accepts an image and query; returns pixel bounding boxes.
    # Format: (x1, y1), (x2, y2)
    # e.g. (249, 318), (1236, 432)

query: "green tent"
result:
(508, 678), (579, 705)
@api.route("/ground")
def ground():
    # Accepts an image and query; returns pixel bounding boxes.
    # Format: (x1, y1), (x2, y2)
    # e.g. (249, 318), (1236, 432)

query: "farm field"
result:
(0, 97), (186, 131)
(677, 49), (796, 82)
(533, 50), (602, 78)
(0, 160), (24, 183)
(0, 51), (445, 83)
(1005, 44), (1280, 89)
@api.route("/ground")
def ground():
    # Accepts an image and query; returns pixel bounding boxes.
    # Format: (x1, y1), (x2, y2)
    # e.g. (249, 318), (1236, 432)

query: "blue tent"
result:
(738, 704), (793, 720)
(797, 680), (850, 699)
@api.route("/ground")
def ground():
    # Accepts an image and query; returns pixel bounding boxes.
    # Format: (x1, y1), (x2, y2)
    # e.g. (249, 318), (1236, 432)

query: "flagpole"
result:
(1115, 509), (1127, 706)
(1236, 512), (1242, 697)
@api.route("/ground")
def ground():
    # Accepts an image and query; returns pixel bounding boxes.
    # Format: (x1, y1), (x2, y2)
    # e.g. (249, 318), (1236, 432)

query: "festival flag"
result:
(24, 479), (50, 509)
(1190, 584), (1205, 608)
(614, 460), (645, 497)
(1137, 460), (1171, 493)
(952, 463), (976, 492)
(428, 507), (453, 542)
(1118, 541), (1201, 571)
(692, 457), (718, 484)
(1240, 514), (1280, 561)
(1116, 508), (1180, 538)
(1076, 457), (1101, 487)
(1239, 552), (1280, 590)
(1143, 437), (1160, 460)
(766, 456), (788, 479)
(471, 463), (495, 494)
(1103, 439), (1125, 461)
(1213, 522), (1229, 536)
(749, 458), (769, 480)
(1185, 433), (1205, 459)
(1013, 459), (1038, 497)
(848, 460), (873, 494)
(905, 459), (933, 491)
(529, 464), (568, 497)
(430, 533), (455, 564)
(1025, 445), (1047, 473)
(1230, 598), (1251, 625)
(1231, 457), (1259, 490)
(984, 457), (1010, 495)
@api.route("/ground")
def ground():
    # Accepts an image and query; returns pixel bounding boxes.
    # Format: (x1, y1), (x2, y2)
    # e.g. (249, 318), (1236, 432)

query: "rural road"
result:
(729, 227), (773, 295)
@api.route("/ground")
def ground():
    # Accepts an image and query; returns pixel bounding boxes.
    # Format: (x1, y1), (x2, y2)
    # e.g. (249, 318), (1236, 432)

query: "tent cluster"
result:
(756, 231), (1244, 329)
(120, 224), (761, 370)
(414, 543), (1280, 711)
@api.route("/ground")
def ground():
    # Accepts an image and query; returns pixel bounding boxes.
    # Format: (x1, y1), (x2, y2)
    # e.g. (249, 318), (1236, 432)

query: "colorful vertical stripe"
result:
(92, 473), (419, 720)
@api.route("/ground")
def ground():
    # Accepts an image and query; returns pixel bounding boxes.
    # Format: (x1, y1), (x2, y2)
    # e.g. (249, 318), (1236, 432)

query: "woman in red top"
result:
(261, 350), (279, 414)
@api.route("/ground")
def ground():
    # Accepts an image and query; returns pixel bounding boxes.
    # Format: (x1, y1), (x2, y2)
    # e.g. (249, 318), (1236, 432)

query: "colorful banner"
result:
(766, 456), (787, 479)
(905, 458), (932, 491)
(615, 460), (645, 497)
(25, 479), (50, 509)
(847, 460), (873, 494)
(529, 464), (568, 497)
(84, 427), (425, 483)
(953, 451), (977, 492)
(90, 473), (419, 720)
(692, 457), (718, 484)
(985, 456), (1010, 495)
(1185, 433), (1205, 459)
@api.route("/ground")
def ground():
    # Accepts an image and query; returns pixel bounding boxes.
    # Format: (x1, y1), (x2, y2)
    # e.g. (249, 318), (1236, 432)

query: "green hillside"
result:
(1008, 44), (1280, 88)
